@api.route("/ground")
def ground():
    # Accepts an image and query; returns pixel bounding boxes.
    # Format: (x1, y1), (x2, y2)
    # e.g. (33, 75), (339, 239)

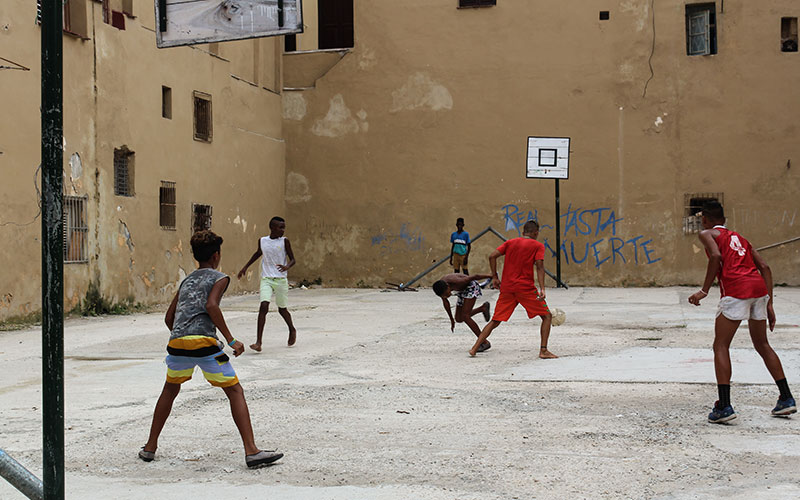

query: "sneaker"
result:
(708, 401), (737, 424)
(771, 397), (797, 417)
(138, 447), (155, 462)
(479, 278), (492, 289)
(246, 450), (283, 469)
(476, 341), (491, 353)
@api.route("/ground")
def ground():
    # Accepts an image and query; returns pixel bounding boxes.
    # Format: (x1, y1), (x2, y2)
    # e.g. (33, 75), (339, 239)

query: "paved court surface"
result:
(1, 286), (799, 499)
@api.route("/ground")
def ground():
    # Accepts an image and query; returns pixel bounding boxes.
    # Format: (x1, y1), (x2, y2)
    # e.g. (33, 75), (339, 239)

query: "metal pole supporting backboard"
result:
(41, 1), (65, 498)
(526, 137), (570, 288)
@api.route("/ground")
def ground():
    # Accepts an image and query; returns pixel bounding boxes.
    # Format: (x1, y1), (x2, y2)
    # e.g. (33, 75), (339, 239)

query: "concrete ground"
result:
(1, 286), (799, 499)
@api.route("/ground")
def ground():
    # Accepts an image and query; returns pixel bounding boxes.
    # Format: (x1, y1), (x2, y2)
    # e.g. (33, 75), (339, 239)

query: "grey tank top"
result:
(170, 268), (229, 340)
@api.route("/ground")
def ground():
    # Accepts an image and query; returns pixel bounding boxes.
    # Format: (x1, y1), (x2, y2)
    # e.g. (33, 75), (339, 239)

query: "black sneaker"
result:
(708, 401), (737, 424)
(476, 341), (491, 353)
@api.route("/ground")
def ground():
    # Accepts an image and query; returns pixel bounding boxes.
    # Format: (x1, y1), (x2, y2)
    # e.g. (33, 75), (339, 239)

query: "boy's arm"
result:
(206, 278), (244, 356)
(449, 242), (455, 265)
(164, 291), (179, 330)
(466, 273), (493, 281)
(535, 259), (546, 300)
(752, 247), (776, 331)
(464, 242), (471, 265)
(488, 250), (502, 288)
(689, 230), (721, 306)
(277, 238), (296, 272)
(442, 297), (455, 332)
(237, 241), (262, 279)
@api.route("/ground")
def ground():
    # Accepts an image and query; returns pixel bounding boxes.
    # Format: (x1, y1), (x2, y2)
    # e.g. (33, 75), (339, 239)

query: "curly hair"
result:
(190, 230), (223, 262)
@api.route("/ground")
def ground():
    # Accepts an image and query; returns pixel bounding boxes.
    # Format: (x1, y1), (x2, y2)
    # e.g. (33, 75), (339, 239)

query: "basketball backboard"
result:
(526, 137), (570, 179)
(155, 0), (303, 48)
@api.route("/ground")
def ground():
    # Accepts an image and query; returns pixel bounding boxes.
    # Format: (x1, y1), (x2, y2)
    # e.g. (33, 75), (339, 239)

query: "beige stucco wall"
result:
(0, 0), (286, 321)
(283, 0), (800, 288)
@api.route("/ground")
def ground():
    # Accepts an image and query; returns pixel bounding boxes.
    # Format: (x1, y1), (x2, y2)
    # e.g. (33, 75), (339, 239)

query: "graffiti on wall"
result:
(371, 224), (424, 255)
(502, 203), (661, 267)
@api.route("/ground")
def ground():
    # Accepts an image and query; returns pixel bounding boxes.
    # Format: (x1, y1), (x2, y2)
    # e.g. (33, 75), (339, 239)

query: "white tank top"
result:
(260, 236), (287, 278)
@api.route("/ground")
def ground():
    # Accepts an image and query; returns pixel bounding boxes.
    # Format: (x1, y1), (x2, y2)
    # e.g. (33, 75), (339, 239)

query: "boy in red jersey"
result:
(469, 220), (557, 359)
(688, 201), (795, 423)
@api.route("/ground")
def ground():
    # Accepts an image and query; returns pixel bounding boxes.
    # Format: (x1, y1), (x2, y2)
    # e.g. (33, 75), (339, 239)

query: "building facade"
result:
(283, 0), (800, 288)
(1, 0), (286, 322)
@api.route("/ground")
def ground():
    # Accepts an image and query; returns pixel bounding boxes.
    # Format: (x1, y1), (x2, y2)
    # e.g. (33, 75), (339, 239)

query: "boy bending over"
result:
(433, 273), (492, 352)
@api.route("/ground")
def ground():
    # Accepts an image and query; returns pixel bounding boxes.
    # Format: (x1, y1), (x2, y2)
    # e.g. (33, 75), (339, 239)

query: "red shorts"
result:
(492, 290), (551, 322)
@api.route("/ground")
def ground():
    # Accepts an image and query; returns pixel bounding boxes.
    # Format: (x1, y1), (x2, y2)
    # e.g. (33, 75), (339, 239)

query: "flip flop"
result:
(246, 450), (283, 469)
(481, 302), (491, 322)
(138, 447), (155, 462)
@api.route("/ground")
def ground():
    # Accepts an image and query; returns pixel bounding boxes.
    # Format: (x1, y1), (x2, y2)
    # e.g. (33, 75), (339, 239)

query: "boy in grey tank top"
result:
(139, 230), (283, 468)
(237, 216), (298, 350)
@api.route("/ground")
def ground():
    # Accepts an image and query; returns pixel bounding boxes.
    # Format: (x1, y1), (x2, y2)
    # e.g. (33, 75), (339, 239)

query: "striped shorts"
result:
(165, 335), (239, 388)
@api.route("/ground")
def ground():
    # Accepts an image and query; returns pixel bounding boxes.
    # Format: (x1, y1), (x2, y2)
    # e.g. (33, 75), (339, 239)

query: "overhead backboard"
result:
(155, 0), (303, 48)
(526, 136), (570, 179)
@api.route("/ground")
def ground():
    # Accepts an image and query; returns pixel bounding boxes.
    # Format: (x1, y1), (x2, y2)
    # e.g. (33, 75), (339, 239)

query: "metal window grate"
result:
(114, 147), (134, 196)
(160, 181), (176, 230)
(683, 192), (723, 234)
(63, 195), (88, 263)
(192, 203), (213, 233)
(193, 91), (213, 142)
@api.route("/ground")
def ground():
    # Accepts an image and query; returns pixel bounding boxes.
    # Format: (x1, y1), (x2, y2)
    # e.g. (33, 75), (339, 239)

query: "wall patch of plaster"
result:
(312, 94), (361, 137)
(283, 92), (307, 121)
(620, 0), (649, 31)
(359, 47), (377, 70)
(390, 73), (453, 113)
(233, 214), (248, 233)
(286, 172), (312, 203)
(69, 153), (82, 180)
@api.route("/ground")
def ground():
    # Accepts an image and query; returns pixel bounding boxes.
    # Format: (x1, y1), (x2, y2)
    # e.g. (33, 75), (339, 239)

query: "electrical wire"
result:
(642, 0), (656, 98)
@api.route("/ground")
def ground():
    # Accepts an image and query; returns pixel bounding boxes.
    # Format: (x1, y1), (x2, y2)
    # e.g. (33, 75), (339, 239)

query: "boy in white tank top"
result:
(237, 216), (297, 350)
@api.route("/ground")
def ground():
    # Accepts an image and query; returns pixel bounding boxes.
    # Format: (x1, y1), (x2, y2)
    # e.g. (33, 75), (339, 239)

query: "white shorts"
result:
(716, 295), (769, 321)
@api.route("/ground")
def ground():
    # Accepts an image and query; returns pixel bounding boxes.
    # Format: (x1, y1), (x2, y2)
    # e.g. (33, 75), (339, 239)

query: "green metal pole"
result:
(40, 0), (64, 499)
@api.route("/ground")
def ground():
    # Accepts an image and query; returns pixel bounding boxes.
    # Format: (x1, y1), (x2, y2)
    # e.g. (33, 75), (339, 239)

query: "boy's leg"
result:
(713, 315), (741, 386)
(456, 298), (482, 337)
(252, 301), (270, 351)
(468, 302), (490, 321)
(222, 383), (260, 456)
(143, 382), (181, 453)
(470, 320), (501, 356)
(748, 318), (786, 381)
(538, 312), (557, 359)
(278, 308), (297, 346)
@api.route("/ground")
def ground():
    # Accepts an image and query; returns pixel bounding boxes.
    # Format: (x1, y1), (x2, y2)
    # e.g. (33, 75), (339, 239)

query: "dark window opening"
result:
(160, 181), (176, 230)
(599, 11), (610, 21)
(285, 34), (297, 52)
(192, 204), (213, 233)
(193, 91), (213, 143)
(37, 0), (89, 37)
(162, 86), (172, 119)
(111, 10), (125, 30)
(113, 147), (135, 197)
(782, 17), (798, 52)
(686, 3), (717, 56)
(458, 0), (496, 7)
(683, 193), (723, 234)
(63, 195), (88, 263)
(318, 0), (354, 49)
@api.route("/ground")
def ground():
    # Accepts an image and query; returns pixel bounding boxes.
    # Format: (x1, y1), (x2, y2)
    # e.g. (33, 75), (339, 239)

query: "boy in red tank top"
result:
(688, 201), (795, 422)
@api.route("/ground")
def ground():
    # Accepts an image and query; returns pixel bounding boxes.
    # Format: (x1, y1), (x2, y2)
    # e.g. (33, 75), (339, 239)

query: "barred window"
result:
(162, 86), (172, 119)
(114, 147), (135, 197)
(684, 193), (723, 234)
(686, 3), (717, 56)
(193, 91), (213, 142)
(781, 17), (798, 53)
(160, 181), (176, 230)
(64, 195), (88, 263)
(192, 204), (213, 233)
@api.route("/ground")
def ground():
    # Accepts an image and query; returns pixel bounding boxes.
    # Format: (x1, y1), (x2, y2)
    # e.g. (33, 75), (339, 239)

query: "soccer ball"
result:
(551, 308), (566, 326)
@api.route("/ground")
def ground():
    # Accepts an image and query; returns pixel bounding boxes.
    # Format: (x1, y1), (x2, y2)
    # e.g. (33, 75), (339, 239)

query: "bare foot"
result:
(468, 348), (478, 357)
(539, 348), (558, 359)
(250, 343), (262, 352)
(288, 328), (297, 347)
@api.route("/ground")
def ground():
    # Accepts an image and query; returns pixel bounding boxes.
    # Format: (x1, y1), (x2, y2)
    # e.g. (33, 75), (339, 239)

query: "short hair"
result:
(269, 216), (285, 228)
(701, 201), (725, 222)
(523, 220), (540, 233)
(456, 217), (464, 224)
(191, 230), (223, 262)
(432, 280), (449, 296)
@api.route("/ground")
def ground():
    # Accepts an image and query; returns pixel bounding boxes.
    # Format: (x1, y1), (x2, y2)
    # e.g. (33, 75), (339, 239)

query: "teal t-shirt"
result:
(450, 231), (470, 255)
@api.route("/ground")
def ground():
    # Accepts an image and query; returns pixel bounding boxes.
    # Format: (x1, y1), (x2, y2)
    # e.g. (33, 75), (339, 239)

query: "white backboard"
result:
(155, 0), (303, 48)
(526, 136), (570, 179)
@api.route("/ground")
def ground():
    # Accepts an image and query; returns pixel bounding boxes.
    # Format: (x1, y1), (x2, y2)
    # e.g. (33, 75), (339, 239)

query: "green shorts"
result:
(260, 277), (289, 307)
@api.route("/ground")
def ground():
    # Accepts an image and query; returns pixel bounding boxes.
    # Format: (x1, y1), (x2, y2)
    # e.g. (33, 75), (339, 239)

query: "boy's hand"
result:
(491, 277), (501, 289)
(231, 341), (245, 357)
(688, 291), (706, 305)
(767, 302), (776, 332)
(538, 289), (546, 300)
(463, 256), (469, 266)
(277, 264), (289, 272)
(450, 318), (455, 332)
